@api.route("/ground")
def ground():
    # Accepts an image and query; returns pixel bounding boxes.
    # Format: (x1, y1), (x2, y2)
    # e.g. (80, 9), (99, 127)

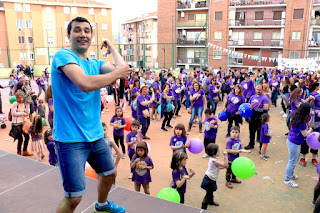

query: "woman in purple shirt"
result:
(223, 85), (245, 137)
(188, 82), (206, 133)
(172, 78), (185, 117)
(269, 75), (280, 107)
(132, 79), (140, 96)
(284, 103), (313, 188)
(137, 85), (154, 140)
(208, 78), (220, 115)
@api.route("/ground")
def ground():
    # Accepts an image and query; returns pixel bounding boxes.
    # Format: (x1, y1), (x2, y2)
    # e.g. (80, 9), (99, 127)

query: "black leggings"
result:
(173, 100), (181, 116)
(162, 111), (173, 128)
(300, 140), (318, 155)
(227, 114), (241, 135)
(281, 99), (287, 113)
(114, 135), (125, 154)
(14, 124), (30, 153)
(204, 137), (216, 153)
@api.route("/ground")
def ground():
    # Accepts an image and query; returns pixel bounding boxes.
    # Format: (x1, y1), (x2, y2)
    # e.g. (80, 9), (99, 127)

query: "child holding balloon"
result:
(170, 123), (190, 154)
(28, 114), (45, 162)
(202, 109), (218, 158)
(225, 126), (251, 189)
(110, 107), (127, 159)
(260, 113), (271, 161)
(201, 143), (228, 210)
(170, 151), (195, 204)
(126, 120), (142, 179)
(130, 141), (154, 194)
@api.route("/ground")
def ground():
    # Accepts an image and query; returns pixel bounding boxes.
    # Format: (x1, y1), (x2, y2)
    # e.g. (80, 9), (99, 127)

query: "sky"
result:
(95, 0), (158, 39)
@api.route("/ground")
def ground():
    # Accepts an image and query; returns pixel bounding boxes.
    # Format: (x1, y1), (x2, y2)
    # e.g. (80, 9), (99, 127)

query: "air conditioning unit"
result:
(182, 30), (186, 36)
(181, 12), (185, 18)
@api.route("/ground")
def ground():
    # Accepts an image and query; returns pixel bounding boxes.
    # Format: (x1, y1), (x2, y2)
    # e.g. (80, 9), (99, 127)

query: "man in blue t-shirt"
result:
(52, 17), (133, 213)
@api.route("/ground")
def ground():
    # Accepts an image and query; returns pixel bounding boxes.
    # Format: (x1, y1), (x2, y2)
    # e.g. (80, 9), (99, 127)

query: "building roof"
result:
(123, 12), (157, 24)
(0, 0), (111, 8)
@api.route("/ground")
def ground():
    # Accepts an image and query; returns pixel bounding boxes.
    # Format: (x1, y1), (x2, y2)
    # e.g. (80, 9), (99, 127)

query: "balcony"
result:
(311, 17), (320, 27)
(176, 20), (207, 29)
(177, 1), (208, 10)
(177, 57), (206, 65)
(229, 39), (283, 48)
(177, 38), (206, 46)
(229, 18), (285, 28)
(230, 0), (286, 8)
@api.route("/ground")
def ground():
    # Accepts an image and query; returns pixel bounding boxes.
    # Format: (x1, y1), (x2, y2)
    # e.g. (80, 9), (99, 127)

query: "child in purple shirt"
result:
(44, 130), (58, 166)
(170, 151), (195, 204)
(130, 142), (154, 194)
(203, 109), (218, 158)
(110, 107), (126, 159)
(260, 113), (272, 161)
(169, 123), (190, 154)
(225, 126), (251, 189)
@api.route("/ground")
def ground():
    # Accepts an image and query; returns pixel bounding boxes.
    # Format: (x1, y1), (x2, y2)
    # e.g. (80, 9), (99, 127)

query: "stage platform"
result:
(0, 150), (212, 213)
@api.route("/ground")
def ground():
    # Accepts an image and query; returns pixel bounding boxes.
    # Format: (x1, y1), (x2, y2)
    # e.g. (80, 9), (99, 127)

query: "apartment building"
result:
(121, 12), (158, 68)
(0, 0), (112, 68)
(158, 0), (315, 70)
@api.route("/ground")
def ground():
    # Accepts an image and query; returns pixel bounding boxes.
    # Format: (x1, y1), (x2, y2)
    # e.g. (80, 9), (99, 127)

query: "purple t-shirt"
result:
(317, 161), (320, 176)
(190, 89), (205, 107)
(169, 136), (187, 153)
(172, 84), (182, 100)
(241, 79), (255, 99)
(269, 80), (280, 91)
(225, 80), (232, 91)
(152, 81), (161, 93)
(288, 121), (307, 145)
(204, 116), (218, 139)
(172, 167), (188, 195)
(110, 116), (126, 136)
(131, 155), (153, 184)
(260, 123), (270, 144)
(226, 93), (245, 115)
(39, 78), (45, 88)
(126, 132), (142, 157)
(150, 93), (160, 108)
(290, 99), (301, 115)
(314, 93), (320, 110)
(137, 94), (150, 119)
(129, 79), (134, 85)
(209, 84), (218, 99)
(28, 125), (43, 141)
(48, 98), (53, 119)
(226, 138), (242, 162)
(132, 87), (139, 94)
(46, 141), (58, 165)
(249, 94), (269, 111)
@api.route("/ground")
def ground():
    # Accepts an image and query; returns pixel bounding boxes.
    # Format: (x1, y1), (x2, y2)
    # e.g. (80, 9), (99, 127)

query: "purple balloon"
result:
(306, 132), (320, 150)
(188, 138), (204, 154)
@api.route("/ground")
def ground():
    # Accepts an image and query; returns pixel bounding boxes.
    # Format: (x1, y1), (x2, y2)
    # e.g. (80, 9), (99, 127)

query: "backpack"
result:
(36, 78), (41, 85)
(8, 104), (18, 122)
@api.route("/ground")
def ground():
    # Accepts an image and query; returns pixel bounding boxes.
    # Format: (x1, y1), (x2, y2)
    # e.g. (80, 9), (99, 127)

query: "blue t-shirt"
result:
(51, 48), (105, 142)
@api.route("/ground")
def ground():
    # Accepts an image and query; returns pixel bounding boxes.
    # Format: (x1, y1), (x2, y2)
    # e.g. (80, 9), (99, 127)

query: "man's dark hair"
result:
(67, 17), (92, 36)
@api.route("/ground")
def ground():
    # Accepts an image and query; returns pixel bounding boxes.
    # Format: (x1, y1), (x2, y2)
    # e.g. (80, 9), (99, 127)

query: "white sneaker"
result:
(284, 180), (299, 188)
(128, 173), (133, 179)
(280, 111), (284, 115)
(202, 153), (209, 158)
(122, 154), (126, 159)
(292, 174), (298, 180)
(282, 114), (287, 118)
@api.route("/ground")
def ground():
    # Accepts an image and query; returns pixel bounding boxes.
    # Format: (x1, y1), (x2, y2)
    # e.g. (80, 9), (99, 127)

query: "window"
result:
(272, 32), (281, 40)
(91, 37), (95, 44)
(270, 51), (279, 58)
(20, 53), (26, 60)
(48, 37), (53, 45)
(253, 32), (262, 40)
(27, 37), (33, 44)
(24, 4), (30, 12)
(71, 7), (77, 14)
(64, 7), (70, 14)
(102, 52), (108, 58)
(146, 32), (152, 39)
(235, 51), (243, 64)
(292, 31), (301, 40)
(18, 36), (24, 44)
(215, 0), (223, 2)
(49, 53), (54, 61)
(293, 9), (304, 19)
(101, 9), (107, 16)
(26, 20), (32, 28)
(65, 37), (71, 45)
(46, 22), (53, 30)
(215, 11), (223, 21)
(214, 31), (222, 40)
(213, 50), (222, 59)
(28, 53), (34, 61)
(290, 52), (300, 59)
(255, 11), (264, 20)
(309, 52), (318, 58)
(89, 8), (94, 15)
(14, 3), (22, 11)
(0, 63), (3, 68)
(102, 23), (108, 30)
(196, 14), (206, 21)
(16, 20), (23, 28)
(64, 22), (69, 29)
(273, 11), (282, 20)
(146, 44), (152, 51)
(90, 52), (96, 58)
(188, 14), (194, 20)
(46, 7), (52, 14)
(130, 55), (134, 61)
(90, 22), (95, 30)
(146, 56), (152, 62)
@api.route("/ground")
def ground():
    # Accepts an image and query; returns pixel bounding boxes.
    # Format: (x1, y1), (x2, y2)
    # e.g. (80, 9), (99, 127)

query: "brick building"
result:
(158, 0), (316, 70)
(121, 12), (158, 68)
(0, 0), (113, 68)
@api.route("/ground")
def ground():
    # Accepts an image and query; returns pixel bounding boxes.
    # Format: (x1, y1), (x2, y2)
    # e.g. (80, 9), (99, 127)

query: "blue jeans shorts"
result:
(55, 138), (115, 198)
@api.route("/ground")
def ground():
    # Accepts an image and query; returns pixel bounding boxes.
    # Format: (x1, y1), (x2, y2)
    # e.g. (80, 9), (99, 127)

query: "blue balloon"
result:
(238, 103), (253, 118)
(218, 111), (228, 121)
(157, 105), (161, 114)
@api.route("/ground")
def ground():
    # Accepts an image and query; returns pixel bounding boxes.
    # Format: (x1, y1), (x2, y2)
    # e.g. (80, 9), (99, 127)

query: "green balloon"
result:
(231, 157), (255, 179)
(157, 187), (180, 203)
(9, 96), (16, 104)
(42, 117), (46, 126)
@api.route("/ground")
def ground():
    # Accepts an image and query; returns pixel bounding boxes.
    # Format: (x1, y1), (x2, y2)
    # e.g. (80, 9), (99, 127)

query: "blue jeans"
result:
(285, 139), (300, 181)
(271, 90), (278, 106)
(138, 117), (150, 137)
(185, 92), (191, 109)
(209, 99), (218, 115)
(189, 106), (204, 124)
(55, 138), (115, 198)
